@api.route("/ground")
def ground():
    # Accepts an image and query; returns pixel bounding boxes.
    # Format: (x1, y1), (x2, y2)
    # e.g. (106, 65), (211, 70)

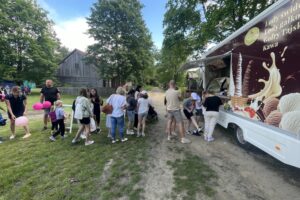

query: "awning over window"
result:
(180, 51), (231, 71)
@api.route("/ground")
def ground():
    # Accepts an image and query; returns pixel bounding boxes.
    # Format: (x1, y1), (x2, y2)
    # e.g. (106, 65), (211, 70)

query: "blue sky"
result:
(37, 0), (167, 51)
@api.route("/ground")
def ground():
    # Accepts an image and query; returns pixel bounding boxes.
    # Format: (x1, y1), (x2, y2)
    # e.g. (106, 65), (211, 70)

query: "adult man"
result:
(5, 86), (31, 139)
(165, 80), (191, 144)
(40, 80), (60, 131)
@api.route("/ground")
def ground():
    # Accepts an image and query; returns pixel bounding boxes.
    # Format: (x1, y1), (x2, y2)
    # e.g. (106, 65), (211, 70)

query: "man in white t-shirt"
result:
(165, 80), (191, 144)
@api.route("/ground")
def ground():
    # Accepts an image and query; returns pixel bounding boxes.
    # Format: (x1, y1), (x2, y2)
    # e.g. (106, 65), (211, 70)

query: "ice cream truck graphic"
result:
(183, 0), (300, 168)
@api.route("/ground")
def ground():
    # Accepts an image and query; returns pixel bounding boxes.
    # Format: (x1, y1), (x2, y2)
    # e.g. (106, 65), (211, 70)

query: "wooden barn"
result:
(56, 49), (108, 88)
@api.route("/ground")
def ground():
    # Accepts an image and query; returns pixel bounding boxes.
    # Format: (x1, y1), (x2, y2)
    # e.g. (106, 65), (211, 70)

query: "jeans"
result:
(52, 119), (65, 137)
(111, 116), (125, 140)
(204, 111), (219, 138)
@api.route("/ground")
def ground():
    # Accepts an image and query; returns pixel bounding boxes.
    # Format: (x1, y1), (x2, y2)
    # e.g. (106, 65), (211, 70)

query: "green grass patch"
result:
(167, 152), (218, 200)
(0, 118), (149, 200)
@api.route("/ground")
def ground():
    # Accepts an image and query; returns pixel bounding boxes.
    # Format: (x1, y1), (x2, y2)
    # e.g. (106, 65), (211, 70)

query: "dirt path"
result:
(143, 91), (300, 200)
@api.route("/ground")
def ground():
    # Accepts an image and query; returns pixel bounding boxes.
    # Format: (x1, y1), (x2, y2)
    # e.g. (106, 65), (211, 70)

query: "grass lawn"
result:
(0, 91), (149, 200)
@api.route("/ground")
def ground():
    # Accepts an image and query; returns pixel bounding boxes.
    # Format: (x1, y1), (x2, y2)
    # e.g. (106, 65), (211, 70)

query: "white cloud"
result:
(37, 0), (59, 21)
(54, 18), (95, 52)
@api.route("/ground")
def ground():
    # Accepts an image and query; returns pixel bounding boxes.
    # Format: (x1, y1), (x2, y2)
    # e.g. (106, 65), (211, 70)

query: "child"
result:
(0, 105), (6, 144)
(137, 91), (150, 137)
(106, 114), (112, 138)
(48, 106), (58, 134)
(49, 101), (66, 141)
(126, 89), (137, 135)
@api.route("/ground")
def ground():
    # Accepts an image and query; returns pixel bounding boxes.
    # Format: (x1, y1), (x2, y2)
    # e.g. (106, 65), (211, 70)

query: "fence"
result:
(58, 87), (115, 97)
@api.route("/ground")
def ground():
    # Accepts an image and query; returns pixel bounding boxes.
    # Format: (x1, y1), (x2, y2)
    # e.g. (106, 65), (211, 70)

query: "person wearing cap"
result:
(165, 80), (191, 144)
(191, 91), (203, 125)
(183, 93), (202, 136)
(137, 90), (150, 137)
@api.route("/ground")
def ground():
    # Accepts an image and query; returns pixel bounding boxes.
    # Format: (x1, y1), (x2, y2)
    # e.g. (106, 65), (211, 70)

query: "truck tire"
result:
(234, 126), (252, 149)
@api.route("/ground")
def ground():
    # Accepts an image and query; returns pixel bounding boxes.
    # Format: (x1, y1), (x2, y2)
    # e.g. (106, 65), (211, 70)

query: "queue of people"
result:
(0, 79), (222, 145)
(165, 80), (223, 143)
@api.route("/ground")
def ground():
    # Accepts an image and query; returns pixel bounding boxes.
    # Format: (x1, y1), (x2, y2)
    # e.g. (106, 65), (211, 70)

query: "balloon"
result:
(33, 102), (43, 110)
(15, 116), (29, 127)
(43, 101), (51, 109)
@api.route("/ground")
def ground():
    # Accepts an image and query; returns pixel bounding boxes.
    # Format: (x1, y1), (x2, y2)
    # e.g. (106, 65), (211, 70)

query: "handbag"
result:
(102, 104), (113, 114)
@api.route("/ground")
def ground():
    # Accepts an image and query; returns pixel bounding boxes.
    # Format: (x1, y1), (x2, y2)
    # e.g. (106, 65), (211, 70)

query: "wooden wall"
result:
(57, 50), (104, 87)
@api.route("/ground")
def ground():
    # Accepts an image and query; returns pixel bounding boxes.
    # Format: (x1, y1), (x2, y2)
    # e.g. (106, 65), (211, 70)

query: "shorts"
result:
(138, 112), (148, 119)
(44, 108), (50, 115)
(8, 112), (23, 119)
(183, 109), (193, 120)
(79, 117), (90, 125)
(195, 109), (203, 116)
(167, 110), (183, 123)
(127, 110), (135, 122)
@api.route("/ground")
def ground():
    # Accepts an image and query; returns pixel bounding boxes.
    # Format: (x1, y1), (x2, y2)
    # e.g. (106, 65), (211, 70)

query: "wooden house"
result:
(57, 49), (108, 87)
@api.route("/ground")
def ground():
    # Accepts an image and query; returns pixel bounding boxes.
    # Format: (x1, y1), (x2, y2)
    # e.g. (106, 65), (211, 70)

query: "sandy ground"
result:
(143, 91), (300, 200)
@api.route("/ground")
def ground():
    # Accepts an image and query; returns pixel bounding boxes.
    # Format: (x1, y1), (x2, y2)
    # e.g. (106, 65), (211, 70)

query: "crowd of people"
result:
(0, 79), (223, 146)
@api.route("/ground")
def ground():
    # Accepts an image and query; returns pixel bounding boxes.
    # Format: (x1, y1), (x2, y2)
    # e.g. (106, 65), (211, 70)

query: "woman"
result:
(90, 88), (102, 132)
(5, 86), (31, 139)
(126, 89), (137, 135)
(72, 88), (94, 146)
(134, 85), (142, 129)
(202, 91), (223, 142)
(107, 87), (128, 144)
(137, 91), (150, 137)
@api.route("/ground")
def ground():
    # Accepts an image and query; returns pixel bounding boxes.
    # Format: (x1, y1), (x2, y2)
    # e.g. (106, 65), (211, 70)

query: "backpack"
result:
(74, 97), (84, 120)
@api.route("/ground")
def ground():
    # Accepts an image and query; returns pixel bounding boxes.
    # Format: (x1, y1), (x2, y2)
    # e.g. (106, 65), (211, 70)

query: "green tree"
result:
(0, 0), (61, 84)
(159, 0), (278, 85)
(87, 0), (153, 85)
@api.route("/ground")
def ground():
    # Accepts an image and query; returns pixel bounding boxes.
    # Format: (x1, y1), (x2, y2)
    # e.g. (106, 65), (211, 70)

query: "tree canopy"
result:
(87, 0), (154, 85)
(158, 0), (278, 85)
(0, 0), (64, 84)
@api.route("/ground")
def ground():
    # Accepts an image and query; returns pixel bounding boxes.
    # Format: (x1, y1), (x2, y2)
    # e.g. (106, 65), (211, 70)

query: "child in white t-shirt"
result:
(137, 91), (150, 137)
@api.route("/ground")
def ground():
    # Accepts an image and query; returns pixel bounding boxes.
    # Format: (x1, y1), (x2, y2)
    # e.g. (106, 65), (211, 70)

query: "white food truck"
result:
(183, 0), (300, 168)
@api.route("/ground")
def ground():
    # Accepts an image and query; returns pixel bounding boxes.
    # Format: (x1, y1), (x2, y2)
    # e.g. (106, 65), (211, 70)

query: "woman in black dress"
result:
(90, 88), (102, 132)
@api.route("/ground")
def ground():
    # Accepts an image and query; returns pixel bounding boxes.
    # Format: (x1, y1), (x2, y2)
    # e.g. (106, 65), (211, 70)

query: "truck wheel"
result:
(234, 126), (251, 149)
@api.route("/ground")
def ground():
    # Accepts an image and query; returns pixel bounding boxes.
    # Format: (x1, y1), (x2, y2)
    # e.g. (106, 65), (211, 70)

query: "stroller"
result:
(147, 105), (158, 122)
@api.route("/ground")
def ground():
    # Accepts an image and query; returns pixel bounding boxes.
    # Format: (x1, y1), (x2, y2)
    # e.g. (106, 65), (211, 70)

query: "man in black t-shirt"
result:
(5, 86), (31, 139)
(40, 80), (60, 131)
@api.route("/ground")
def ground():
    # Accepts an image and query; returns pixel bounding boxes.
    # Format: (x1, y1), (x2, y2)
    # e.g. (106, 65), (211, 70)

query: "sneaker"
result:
(0, 141), (2, 144)
(192, 130), (201, 136)
(141, 132), (145, 137)
(171, 132), (177, 136)
(137, 133), (141, 137)
(42, 127), (47, 131)
(121, 138), (128, 142)
(22, 133), (31, 139)
(167, 135), (171, 141)
(204, 135), (208, 141)
(9, 135), (15, 140)
(85, 140), (94, 146)
(72, 139), (78, 144)
(126, 129), (131, 135)
(97, 128), (101, 133)
(130, 130), (135, 135)
(80, 133), (87, 139)
(207, 137), (215, 142)
(112, 140), (117, 144)
(186, 130), (192, 135)
(49, 136), (56, 141)
(181, 137), (191, 144)
(107, 134), (112, 138)
(61, 135), (67, 139)
(197, 127), (203, 132)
